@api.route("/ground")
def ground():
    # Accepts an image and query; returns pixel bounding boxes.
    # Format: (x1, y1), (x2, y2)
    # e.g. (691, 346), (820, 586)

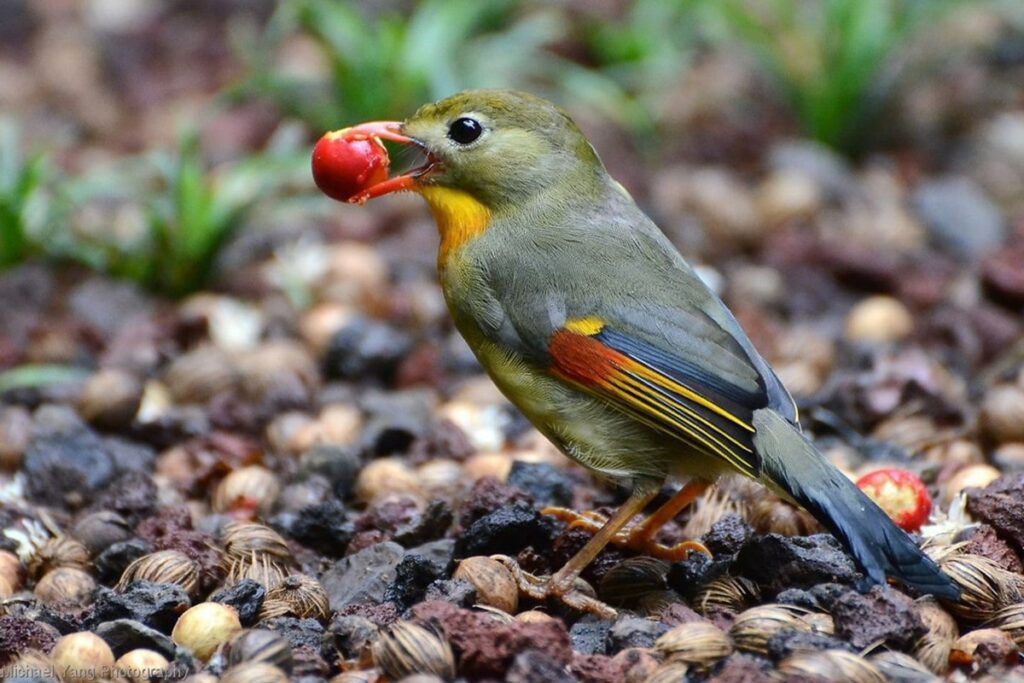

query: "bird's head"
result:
(344, 89), (606, 214)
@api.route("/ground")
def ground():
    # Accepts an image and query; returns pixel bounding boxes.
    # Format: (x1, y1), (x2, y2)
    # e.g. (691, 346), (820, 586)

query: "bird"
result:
(335, 89), (959, 615)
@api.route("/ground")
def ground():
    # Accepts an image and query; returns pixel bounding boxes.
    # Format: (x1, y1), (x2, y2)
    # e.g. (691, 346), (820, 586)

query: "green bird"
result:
(331, 89), (958, 614)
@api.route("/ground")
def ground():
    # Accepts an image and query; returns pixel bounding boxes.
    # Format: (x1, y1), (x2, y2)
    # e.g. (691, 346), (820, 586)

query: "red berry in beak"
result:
(311, 131), (390, 202)
(856, 467), (932, 532)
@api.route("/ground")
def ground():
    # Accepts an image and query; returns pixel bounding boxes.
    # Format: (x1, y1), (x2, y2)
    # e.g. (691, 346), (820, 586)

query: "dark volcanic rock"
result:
(23, 406), (113, 509)
(774, 588), (821, 611)
(298, 444), (361, 499)
(703, 513), (753, 556)
(735, 534), (858, 591)
(607, 616), (669, 652)
(383, 551), (446, 609)
(256, 616), (325, 654)
(92, 582), (190, 632)
(392, 499), (453, 547)
(95, 539), (151, 584)
(508, 649), (577, 683)
(454, 502), (552, 558)
(72, 510), (134, 556)
(707, 653), (774, 683)
(507, 461), (575, 507)
(286, 499), (354, 557)
(966, 474), (1024, 552)
(94, 618), (179, 658)
(457, 477), (532, 528)
(321, 541), (405, 610)
(422, 579), (477, 608)
(89, 470), (159, 524)
(322, 316), (415, 383)
(327, 615), (378, 661)
(570, 616), (611, 656)
(765, 628), (854, 660)
(210, 579), (266, 626)
(831, 585), (925, 650)
(0, 616), (60, 666)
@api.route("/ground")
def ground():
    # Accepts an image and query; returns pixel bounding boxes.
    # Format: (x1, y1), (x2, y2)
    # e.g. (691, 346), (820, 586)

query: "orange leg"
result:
(543, 480), (713, 561)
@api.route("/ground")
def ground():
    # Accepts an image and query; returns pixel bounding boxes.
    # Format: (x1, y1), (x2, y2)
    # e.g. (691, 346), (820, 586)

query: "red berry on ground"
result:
(311, 130), (390, 202)
(856, 467), (932, 532)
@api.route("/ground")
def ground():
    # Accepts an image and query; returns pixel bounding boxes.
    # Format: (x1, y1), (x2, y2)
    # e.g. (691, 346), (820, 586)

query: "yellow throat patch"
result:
(417, 186), (490, 265)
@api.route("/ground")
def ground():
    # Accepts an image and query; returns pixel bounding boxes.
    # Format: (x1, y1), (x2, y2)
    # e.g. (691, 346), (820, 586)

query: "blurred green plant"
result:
(231, 0), (651, 134)
(711, 0), (968, 154)
(0, 120), (50, 268)
(53, 128), (314, 297)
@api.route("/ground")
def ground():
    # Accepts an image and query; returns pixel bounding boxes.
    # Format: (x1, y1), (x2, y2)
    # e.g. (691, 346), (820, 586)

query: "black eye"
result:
(447, 117), (483, 145)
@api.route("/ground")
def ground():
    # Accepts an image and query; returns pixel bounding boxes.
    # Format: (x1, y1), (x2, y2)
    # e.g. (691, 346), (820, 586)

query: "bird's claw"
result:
(540, 506), (713, 561)
(490, 555), (617, 619)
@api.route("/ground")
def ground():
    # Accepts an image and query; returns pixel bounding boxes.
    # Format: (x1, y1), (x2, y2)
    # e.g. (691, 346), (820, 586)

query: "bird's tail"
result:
(752, 408), (959, 601)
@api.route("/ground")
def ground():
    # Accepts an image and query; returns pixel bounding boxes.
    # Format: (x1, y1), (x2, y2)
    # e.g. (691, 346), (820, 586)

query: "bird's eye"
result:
(447, 117), (483, 145)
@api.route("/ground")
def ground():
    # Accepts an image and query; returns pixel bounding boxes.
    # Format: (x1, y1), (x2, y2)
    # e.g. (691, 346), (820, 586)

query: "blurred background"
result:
(1, 0), (1024, 443)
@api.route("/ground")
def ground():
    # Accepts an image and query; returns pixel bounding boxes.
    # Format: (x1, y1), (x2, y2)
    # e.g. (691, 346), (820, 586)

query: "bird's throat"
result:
(417, 186), (491, 265)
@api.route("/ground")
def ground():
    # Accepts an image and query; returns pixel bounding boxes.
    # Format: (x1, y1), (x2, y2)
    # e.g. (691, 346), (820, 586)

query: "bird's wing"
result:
(545, 312), (771, 478)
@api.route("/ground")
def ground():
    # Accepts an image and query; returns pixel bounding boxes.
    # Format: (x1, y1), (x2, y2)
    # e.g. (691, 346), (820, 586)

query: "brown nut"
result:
(164, 344), (239, 403)
(225, 629), (294, 672)
(354, 457), (421, 502)
(654, 621), (732, 670)
(72, 510), (133, 556)
(52, 632), (116, 683)
(730, 604), (812, 656)
(117, 549), (200, 597)
(844, 295), (913, 344)
(640, 660), (690, 683)
(0, 549), (23, 592)
(221, 522), (293, 565)
(115, 649), (170, 683)
(944, 464), (1000, 505)
(213, 465), (281, 519)
(746, 496), (820, 536)
(35, 567), (96, 607)
(371, 622), (455, 682)
(171, 602), (242, 661)
(28, 537), (91, 580)
(949, 627), (1018, 671)
(220, 662), (289, 683)
(981, 384), (1024, 444)
(453, 556), (519, 614)
(76, 368), (144, 429)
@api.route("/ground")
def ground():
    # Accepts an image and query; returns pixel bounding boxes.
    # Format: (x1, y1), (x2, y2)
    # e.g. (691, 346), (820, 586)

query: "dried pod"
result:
(989, 602), (1024, 647)
(355, 457), (422, 501)
(328, 671), (381, 683)
(222, 522), (293, 565)
(0, 549), (23, 591)
(52, 632), (116, 683)
(746, 496), (820, 536)
(3, 650), (56, 681)
(778, 649), (886, 683)
(913, 599), (958, 674)
(262, 573), (330, 621)
(27, 537), (91, 580)
(72, 510), (133, 556)
(944, 464), (1000, 505)
(226, 629), (294, 672)
(77, 367), (144, 429)
(117, 549), (200, 596)
(598, 556), (669, 609)
(681, 485), (745, 539)
(226, 553), (289, 590)
(869, 651), (938, 683)
(939, 553), (1024, 621)
(640, 661), (690, 683)
(515, 610), (555, 624)
(694, 575), (760, 614)
(213, 465), (281, 518)
(164, 344), (239, 403)
(371, 622), (455, 681)
(730, 604), (811, 655)
(35, 567), (96, 607)
(220, 662), (289, 683)
(172, 602), (242, 661)
(116, 648), (170, 683)
(980, 384), (1024, 444)
(800, 611), (835, 636)
(453, 556), (518, 614)
(949, 628), (1018, 670)
(654, 621), (732, 670)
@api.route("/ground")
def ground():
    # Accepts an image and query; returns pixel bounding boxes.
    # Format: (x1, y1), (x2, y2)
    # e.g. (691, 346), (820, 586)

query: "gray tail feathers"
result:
(752, 408), (959, 601)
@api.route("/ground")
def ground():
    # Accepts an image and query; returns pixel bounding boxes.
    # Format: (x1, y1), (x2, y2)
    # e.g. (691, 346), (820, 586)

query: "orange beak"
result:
(339, 121), (433, 204)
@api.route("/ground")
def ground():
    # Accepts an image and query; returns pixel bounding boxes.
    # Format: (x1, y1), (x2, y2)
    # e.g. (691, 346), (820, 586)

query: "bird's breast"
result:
(417, 186), (491, 268)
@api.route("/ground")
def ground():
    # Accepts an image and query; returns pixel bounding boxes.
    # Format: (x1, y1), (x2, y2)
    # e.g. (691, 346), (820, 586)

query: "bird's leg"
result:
(542, 480), (713, 561)
(496, 489), (659, 618)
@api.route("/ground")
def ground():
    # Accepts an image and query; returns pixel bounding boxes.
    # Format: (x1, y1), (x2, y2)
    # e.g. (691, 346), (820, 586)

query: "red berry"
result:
(856, 467), (932, 532)
(311, 131), (390, 202)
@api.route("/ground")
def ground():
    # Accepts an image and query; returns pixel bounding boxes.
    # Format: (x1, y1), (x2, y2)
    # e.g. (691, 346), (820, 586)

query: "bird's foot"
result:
(490, 555), (617, 619)
(542, 506), (712, 561)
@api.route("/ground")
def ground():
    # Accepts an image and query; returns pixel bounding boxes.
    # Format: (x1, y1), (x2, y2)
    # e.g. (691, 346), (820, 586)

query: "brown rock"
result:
(966, 473), (1024, 551)
(949, 628), (1018, 672)
(706, 653), (774, 683)
(965, 524), (1024, 573)
(571, 653), (623, 683)
(831, 585), (926, 650)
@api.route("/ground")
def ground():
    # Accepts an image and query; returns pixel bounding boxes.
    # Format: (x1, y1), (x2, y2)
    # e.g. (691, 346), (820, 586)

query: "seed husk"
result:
(913, 598), (958, 674)
(730, 604), (812, 656)
(453, 555), (518, 614)
(939, 552), (1024, 621)
(598, 556), (670, 610)
(371, 622), (455, 681)
(262, 573), (330, 622)
(27, 536), (91, 580)
(868, 651), (939, 683)
(213, 465), (281, 517)
(117, 549), (200, 596)
(694, 575), (760, 614)
(35, 567), (97, 607)
(778, 649), (886, 683)
(654, 621), (733, 669)
(222, 522), (293, 565)
(219, 662), (289, 683)
(225, 629), (295, 673)
(226, 552), (289, 590)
